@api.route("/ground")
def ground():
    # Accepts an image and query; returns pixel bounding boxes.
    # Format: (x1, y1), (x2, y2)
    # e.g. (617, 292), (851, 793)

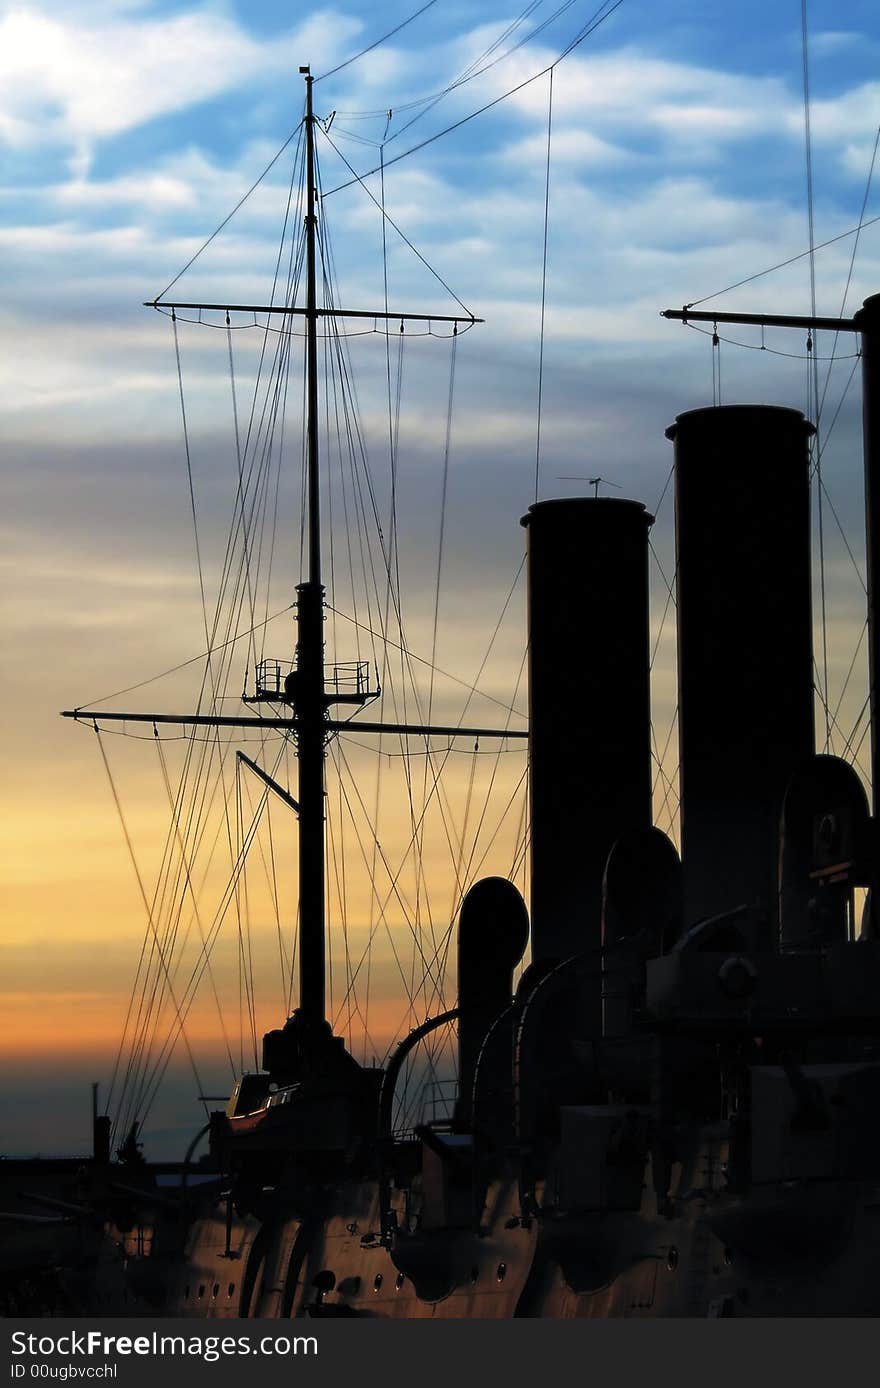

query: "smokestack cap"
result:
(665, 403), (815, 443)
(854, 293), (880, 330)
(521, 496), (654, 529)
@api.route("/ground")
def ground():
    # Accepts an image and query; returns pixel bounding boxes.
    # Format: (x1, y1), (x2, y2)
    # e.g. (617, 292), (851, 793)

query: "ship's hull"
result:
(100, 1123), (880, 1318)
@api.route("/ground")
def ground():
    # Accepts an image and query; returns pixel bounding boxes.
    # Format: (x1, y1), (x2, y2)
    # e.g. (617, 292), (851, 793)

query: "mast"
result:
(304, 68), (321, 588)
(853, 294), (880, 816)
(64, 68), (502, 1059)
(297, 65), (327, 1023)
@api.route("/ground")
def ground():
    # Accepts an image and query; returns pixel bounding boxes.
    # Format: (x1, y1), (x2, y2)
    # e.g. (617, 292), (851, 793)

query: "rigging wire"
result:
(320, 128), (474, 317)
(235, 764), (259, 1068)
(122, 735), (239, 1136)
(682, 320), (858, 361)
(682, 213), (880, 310)
(327, 604), (527, 719)
(371, 144), (396, 1052)
(136, 744), (290, 1126)
(322, 1), (624, 197)
(378, 0), (577, 150)
(172, 315), (212, 663)
(534, 65), (554, 502)
(153, 307), (469, 339)
(816, 126), (880, 425)
(105, 730), (238, 1125)
(74, 604), (294, 710)
(330, 1), (587, 135)
(652, 704), (680, 841)
(804, 121), (880, 773)
(316, 0), (440, 84)
(424, 322), (458, 716)
(93, 723), (208, 1129)
(330, 563), (528, 1035)
(227, 315), (260, 681)
(153, 125), (303, 301)
(155, 733), (237, 1078)
(115, 137), (310, 1134)
(97, 4), (643, 1124)
(800, 0), (831, 751)
(316, 145), (511, 1030)
(417, 328), (459, 949)
(455, 653), (530, 908)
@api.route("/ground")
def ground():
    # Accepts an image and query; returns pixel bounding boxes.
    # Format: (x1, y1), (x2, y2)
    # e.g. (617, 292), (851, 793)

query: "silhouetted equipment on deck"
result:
(779, 755), (874, 949)
(92, 1116), (111, 1166)
(455, 877), (529, 1129)
(91, 1083), (111, 1165)
(666, 405), (815, 933)
(601, 826), (682, 1039)
(522, 497), (654, 1039)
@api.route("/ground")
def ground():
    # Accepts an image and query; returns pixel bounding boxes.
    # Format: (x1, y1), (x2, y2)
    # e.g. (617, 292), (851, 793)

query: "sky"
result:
(3, 0), (880, 1157)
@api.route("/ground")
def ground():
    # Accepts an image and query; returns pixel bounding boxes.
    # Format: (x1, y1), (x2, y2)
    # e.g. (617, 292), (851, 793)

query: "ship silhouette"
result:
(6, 56), (880, 1319)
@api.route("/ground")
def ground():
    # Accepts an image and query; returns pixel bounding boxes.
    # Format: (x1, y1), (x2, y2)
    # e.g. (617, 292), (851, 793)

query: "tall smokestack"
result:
(666, 405), (815, 930)
(521, 498), (654, 1003)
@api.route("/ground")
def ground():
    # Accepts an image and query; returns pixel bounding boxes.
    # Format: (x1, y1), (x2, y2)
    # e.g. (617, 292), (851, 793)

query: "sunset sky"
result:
(4, 0), (880, 1157)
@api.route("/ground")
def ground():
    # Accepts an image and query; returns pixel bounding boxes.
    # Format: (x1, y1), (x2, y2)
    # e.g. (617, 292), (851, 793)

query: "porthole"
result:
(667, 1247), (679, 1272)
(469, 1266), (479, 1285)
(373, 1274), (383, 1292)
(395, 1272), (405, 1291)
(197, 1285), (205, 1299)
(212, 1283), (219, 1299)
(227, 1282), (236, 1298)
(496, 1263), (507, 1283)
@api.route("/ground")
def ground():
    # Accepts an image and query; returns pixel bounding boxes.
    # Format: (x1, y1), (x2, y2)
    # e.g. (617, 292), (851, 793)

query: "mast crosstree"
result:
(62, 68), (513, 1032)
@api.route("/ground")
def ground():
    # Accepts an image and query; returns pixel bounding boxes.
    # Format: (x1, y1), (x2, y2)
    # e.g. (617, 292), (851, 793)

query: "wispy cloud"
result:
(0, 4), (361, 171)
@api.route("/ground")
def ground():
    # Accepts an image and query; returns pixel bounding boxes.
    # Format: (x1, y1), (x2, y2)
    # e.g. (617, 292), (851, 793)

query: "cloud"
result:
(0, 4), (362, 167)
(56, 170), (197, 209)
(810, 29), (864, 53)
(803, 82), (880, 142)
(503, 126), (633, 167)
(497, 46), (792, 137)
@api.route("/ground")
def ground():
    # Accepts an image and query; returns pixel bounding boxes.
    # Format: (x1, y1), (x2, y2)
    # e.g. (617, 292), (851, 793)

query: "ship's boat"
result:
(15, 37), (880, 1318)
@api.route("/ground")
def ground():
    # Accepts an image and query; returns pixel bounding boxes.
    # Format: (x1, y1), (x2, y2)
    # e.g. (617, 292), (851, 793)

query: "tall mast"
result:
(69, 71), (494, 1050)
(296, 65), (326, 1023)
(304, 67), (321, 588)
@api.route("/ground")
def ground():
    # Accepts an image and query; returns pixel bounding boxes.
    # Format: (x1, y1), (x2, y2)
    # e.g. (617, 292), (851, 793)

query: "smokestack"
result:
(521, 498), (654, 1000)
(666, 405), (815, 930)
